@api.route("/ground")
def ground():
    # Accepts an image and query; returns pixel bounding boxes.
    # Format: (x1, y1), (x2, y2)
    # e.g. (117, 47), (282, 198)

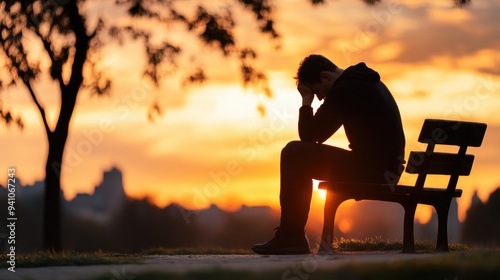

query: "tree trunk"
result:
(41, 0), (88, 252)
(43, 131), (68, 252)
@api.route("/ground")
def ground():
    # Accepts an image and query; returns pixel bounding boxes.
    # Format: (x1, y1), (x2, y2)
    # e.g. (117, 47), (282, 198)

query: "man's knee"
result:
(282, 140), (308, 158)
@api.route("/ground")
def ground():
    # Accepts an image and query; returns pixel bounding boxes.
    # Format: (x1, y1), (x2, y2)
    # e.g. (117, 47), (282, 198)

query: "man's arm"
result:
(297, 82), (342, 143)
(298, 82), (315, 107)
(298, 104), (341, 143)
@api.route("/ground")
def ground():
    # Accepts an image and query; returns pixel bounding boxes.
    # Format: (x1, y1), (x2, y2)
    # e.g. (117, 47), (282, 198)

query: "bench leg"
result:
(435, 198), (452, 252)
(402, 202), (417, 253)
(318, 190), (345, 255)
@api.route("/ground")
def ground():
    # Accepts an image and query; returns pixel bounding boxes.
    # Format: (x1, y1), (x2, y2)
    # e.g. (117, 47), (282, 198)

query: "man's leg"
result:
(252, 140), (354, 254)
(279, 140), (353, 234)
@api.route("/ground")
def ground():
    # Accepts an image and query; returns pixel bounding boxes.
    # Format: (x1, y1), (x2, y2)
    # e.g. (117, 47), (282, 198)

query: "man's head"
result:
(295, 54), (342, 100)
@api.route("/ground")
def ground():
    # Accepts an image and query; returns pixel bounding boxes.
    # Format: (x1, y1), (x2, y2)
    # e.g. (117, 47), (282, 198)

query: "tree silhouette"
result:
(0, 0), (279, 252)
(0, 0), (474, 252)
(462, 188), (500, 246)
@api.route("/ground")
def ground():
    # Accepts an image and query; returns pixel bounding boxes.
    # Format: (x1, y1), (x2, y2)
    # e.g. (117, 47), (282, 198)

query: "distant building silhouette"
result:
(67, 167), (127, 223)
(17, 180), (47, 202)
(470, 190), (482, 207)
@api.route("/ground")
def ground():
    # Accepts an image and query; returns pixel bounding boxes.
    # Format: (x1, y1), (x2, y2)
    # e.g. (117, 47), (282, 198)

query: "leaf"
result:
(0, 110), (22, 129)
(4, 111), (12, 125)
(127, 1), (159, 19)
(147, 101), (163, 122)
(257, 103), (266, 117)
(454, 0), (471, 6)
(182, 68), (206, 86)
(189, 6), (236, 55)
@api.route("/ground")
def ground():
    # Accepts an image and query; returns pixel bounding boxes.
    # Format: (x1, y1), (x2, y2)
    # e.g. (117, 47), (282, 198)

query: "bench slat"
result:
(318, 182), (462, 198)
(418, 119), (487, 147)
(405, 151), (475, 175)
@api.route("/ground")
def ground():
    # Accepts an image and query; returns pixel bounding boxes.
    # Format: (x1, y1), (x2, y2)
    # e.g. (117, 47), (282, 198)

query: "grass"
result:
(0, 251), (142, 268)
(0, 247), (253, 268)
(142, 247), (253, 255)
(145, 237), (471, 255)
(333, 237), (470, 252)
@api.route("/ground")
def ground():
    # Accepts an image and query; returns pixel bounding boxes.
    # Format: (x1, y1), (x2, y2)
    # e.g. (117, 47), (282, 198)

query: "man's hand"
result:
(297, 81), (314, 106)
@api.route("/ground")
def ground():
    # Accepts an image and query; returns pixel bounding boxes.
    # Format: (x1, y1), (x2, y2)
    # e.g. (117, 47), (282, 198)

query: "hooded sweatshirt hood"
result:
(336, 62), (380, 84)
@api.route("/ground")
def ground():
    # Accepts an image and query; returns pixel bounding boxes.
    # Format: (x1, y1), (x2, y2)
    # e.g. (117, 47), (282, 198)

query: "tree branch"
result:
(25, 79), (52, 135)
(31, 27), (66, 90)
(64, 1), (89, 93)
(89, 19), (104, 40)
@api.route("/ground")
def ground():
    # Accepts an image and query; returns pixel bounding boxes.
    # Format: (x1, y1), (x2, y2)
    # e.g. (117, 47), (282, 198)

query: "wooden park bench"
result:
(318, 119), (487, 253)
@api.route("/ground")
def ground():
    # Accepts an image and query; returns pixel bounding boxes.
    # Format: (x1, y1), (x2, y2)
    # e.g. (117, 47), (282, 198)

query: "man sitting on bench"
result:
(252, 54), (406, 255)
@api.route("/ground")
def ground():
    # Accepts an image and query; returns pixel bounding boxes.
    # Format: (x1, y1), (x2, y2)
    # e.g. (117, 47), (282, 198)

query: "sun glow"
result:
(313, 180), (327, 201)
(338, 218), (354, 234)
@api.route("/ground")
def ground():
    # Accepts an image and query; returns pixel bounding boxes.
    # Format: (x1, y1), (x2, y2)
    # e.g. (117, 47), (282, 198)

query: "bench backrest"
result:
(405, 119), (487, 192)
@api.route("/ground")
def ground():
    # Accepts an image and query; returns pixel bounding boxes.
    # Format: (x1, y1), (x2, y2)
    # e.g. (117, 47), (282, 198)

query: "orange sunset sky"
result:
(2, 0), (500, 227)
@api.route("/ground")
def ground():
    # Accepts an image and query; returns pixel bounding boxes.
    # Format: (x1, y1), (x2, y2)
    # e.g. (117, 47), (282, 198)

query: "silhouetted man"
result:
(252, 54), (405, 254)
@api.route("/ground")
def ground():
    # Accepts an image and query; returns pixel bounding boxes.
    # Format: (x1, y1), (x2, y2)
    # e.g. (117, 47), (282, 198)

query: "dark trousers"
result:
(279, 140), (400, 233)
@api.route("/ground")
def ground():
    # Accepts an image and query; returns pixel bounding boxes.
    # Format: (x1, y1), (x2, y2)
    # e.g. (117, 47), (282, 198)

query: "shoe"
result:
(252, 228), (311, 255)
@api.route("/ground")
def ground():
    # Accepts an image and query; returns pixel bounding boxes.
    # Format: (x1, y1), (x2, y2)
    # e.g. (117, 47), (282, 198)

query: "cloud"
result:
(427, 6), (472, 25)
(371, 41), (404, 61)
(375, 1), (500, 66)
